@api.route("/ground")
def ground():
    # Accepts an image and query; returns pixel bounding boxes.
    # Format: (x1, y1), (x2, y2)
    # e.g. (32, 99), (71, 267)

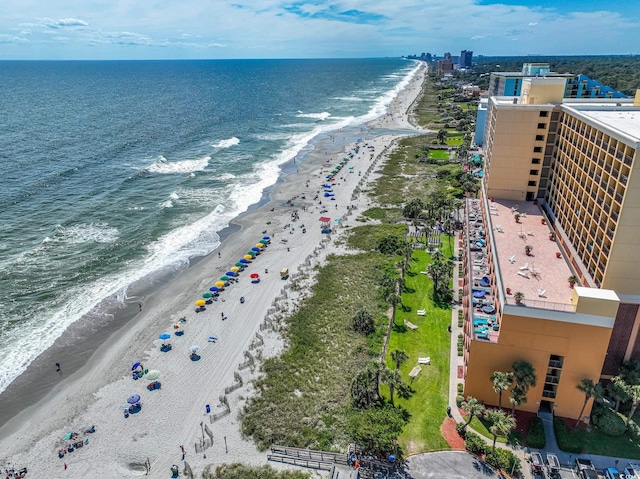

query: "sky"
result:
(1, 0), (639, 60)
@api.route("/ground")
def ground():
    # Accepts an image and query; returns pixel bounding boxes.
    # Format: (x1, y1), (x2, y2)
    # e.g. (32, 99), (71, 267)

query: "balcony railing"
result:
(503, 296), (576, 312)
(548, 359), (564, 369)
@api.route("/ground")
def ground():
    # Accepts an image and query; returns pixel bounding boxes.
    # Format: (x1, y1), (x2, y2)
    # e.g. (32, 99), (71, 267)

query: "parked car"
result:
(575, 458), (599, 479)
(603, 467), (623, 479)
(624, 463), (640, 479)
(530, 451), (545, 475)
(546, 453), (560, 477)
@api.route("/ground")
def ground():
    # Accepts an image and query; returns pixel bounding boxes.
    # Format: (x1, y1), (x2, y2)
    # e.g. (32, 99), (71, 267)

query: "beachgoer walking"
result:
(218, 252), (221, 258)
(139, 303), (142, 312)
(180, 445), (185, 460)
(221, 312), (224, 319)
(55, 362), (61, 372)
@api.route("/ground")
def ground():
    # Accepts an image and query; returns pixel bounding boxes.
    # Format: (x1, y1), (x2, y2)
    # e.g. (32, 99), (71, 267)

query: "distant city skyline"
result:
(1, 0), (639, 60)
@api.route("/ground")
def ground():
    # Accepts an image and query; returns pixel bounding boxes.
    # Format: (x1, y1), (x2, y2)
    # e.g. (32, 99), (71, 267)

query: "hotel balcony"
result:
(462, 193), (577, 346)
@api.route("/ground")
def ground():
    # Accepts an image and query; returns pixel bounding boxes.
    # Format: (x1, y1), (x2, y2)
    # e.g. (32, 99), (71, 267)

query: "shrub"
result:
(458, 317), (463, 327)
(627, 420), (640, 441)
(456, 394), (464, 407)
(458, 309), (463, 319)
(464, 431), (486, 455)
(485, 448), (521, 474)
(526, 417), (546, 449)
(457, 383), (464, 393)
(592, 406), (626, 436)
(456, 422), (467, 438)
(553, 418), (582, 453)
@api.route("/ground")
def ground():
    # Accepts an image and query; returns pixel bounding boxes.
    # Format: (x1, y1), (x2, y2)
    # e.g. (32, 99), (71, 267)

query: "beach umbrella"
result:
(247, 251), (256, 257)
(258, 239), (268, 245)
(234, 262), (244, 268)
(220, 275), (230, 281)
(215, 281), (225, 288)
(242, 256), (252, 261)
(146, 370), (161, 381)
(225, 271), (235, 277)
(262, 236), (270, 241)
(202, 292), (213, 299)
(195, 299), (206, 307)
(131, 362), (142, 371)
(209, 286), (219, 292)
(250, 273), (260, 279)
(159, 333), (171, 341)
(190, 345), (200, 353)
(127, 394), (141, 405)
(251, 247), (260, 252)
(230, 266), (240, 272)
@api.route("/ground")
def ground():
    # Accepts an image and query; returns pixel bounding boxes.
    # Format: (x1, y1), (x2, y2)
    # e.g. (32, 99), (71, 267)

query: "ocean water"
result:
(0, 58), (417, 395)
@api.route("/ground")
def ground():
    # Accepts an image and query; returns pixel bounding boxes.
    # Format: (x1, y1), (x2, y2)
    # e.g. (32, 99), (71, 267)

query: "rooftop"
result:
(486, 199), (575, 308)
(568, 107), (640, 143)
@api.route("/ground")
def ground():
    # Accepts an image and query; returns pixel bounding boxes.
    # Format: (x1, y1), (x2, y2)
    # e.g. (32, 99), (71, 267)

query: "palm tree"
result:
(575, 378), (603, 428)
(382, 367), (410, 407)
(509, 387), (527, 416)
(461, 397), (485, 430)
(390, 349), (409, 371)
(490, 371), (513, 410)
(626, 385), (640, 426)
(511, 360), (537, 409)
(485, 409), (516, 450)
(351, 365), (380, 409)
(609, 376), (630, 413)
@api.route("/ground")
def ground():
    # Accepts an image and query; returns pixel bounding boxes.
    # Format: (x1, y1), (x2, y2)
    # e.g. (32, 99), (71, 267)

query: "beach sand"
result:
(0, 62), (428, 478)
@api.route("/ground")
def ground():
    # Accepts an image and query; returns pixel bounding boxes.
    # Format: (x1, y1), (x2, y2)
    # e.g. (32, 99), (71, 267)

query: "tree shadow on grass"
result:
(403, 287), (416, 294)
(392, 323), (408, 334)
(406, 271), (418, 277)
(400, 304), (412, 312)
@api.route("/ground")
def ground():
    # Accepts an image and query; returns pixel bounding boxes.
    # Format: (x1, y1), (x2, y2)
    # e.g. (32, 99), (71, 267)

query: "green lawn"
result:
(428, 149), (450, 160)
(469, 416), (522, 446)
(445, 130), (464, 146)
(382, 237), (453, 455)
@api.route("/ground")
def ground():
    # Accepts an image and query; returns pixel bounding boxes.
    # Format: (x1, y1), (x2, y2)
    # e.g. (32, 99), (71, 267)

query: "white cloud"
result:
(0, 0), (638, 59)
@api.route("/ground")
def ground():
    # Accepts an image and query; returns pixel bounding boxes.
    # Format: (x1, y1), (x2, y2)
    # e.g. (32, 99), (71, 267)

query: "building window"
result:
(535, 135), (544, 141)
(528, 181), (537, 187)
(530, 169), (539, 175)
(539, 111), (549, 117)
(533, 147), (543, 153)
(537, 123), (546, 129)
(532, 158), (541, 164)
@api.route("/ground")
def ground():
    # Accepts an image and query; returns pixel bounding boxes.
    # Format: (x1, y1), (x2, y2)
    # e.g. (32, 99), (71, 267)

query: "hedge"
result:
(485, 448), (521, 474)
(526, 417), (546, 449)
(553, 418), (582, 453)
(592, 405), (626, 437)
(465, 431), (487, 455)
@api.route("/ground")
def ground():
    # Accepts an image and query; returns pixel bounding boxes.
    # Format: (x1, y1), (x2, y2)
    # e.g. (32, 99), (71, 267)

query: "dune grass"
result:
(240, 252), (392, 451)
(381, 237), (453, 455)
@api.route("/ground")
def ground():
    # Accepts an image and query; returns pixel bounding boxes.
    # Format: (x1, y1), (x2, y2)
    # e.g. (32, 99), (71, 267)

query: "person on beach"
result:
(55, 362), (61, 372)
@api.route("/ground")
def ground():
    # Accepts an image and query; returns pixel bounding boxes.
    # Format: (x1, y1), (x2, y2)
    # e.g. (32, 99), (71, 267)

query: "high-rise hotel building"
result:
(462, 77), (640, 421)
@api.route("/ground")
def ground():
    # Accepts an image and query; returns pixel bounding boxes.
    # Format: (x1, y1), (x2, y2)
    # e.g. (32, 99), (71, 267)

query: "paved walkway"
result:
(405, 451), (499, 478)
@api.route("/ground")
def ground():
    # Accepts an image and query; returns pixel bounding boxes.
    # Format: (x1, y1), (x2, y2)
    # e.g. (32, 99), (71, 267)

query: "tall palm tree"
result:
(509, 387), (527, 416)
(390, 349), (409, 371)
(609, 376), (630, 413)
(382, 367), (410, 407)
(626, 385), (640, 426)
(575, 378), (603, 428)
(461, 397), (485, 430)
(511, 361), (537, 411)
(490, 371), (513, 410)
(485, 409), (516, 450)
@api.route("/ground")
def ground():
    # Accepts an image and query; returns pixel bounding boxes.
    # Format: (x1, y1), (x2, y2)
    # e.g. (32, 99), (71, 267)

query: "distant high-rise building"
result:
(444, 52), (452, 61)
(425, 53), (432, 62)
(460, 50), (473, 68)
(437, 59), (454, 77)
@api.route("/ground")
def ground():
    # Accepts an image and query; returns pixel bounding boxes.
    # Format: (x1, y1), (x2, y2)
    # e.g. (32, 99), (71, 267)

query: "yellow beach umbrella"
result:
(214, 281), (225, 288)
(230, 266), (240, 272)
(255, 244), (264, 249)
(243, 255), (253, 261)
(195, 299), (206, 306)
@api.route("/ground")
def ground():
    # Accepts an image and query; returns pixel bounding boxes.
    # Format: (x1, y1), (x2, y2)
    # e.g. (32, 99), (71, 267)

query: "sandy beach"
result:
(0, 62), (428, 479)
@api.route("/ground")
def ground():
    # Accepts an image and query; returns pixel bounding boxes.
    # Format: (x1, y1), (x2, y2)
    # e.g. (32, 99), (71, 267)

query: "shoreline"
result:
(0, 62), (429, 477)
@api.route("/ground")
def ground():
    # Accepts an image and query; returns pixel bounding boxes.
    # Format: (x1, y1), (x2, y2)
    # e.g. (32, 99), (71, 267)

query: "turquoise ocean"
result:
(0, 58), (418, 397)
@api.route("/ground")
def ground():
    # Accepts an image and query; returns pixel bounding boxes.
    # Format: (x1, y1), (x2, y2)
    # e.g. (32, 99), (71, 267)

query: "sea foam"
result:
(147, 156), (210, 174)
(211, 137), (240, 148)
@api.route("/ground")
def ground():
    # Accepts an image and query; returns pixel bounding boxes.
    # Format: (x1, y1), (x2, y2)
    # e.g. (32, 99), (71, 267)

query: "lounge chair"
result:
(418, 357), (431, 364)
(537, 289), (546, 297)
(404, 319), (419, 330)
(509, 255), (516, 263)
(517, 271), (529, 278)
(416, 309), (426, 316)
(519, 263), (529, 270)
(476, 331), (490, 340)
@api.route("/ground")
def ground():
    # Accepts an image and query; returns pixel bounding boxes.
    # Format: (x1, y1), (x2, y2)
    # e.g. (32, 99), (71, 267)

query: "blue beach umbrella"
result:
(225, 271), (235, 277)
(209, 286), (219, 292)
(131, 362), (142, 371)
(159, 333), (171, 341)
(251, 247), (260, 252)
(262, 236), (270, 241)
(239, 259), (249, 264)
(127, 394), (141, 404)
